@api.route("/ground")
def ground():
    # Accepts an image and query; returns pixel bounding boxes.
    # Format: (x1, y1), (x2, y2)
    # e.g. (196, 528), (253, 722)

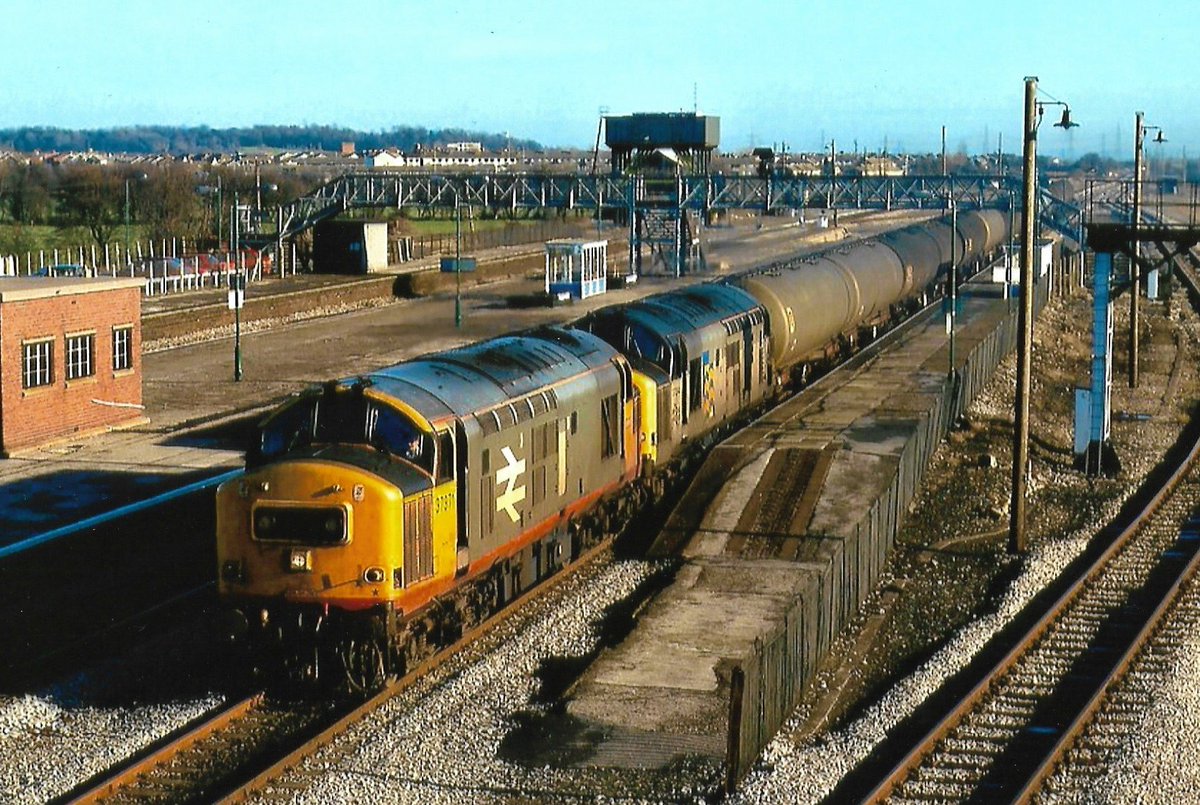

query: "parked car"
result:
(35, 264), (87, 277)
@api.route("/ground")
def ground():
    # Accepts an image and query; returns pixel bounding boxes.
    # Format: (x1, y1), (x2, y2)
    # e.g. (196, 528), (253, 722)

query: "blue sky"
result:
(4, 0), (1195, 160)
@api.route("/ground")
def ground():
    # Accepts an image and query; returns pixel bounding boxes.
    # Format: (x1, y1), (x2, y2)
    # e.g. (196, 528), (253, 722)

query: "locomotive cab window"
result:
(366, 403), (433, 473)
(258, 397), (318, 460)
(688, 358), (703, 412)
(256, 391), (435, 475)
(600, 394), (620, 458)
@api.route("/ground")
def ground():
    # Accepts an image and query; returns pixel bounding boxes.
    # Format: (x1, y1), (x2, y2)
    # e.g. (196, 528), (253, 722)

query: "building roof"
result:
(0, 276), (145, 303)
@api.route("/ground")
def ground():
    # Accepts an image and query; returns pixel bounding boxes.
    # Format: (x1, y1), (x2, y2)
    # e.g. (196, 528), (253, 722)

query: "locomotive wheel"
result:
(339, 637), (387, 693)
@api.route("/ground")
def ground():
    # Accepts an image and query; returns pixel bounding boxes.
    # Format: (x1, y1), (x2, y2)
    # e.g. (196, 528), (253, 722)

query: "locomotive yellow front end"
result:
(216, 460), (404, 611)
(215, 380), (457, 689)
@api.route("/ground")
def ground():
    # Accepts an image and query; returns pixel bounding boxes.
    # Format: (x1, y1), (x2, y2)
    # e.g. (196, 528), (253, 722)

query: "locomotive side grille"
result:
(403, 495), (434, 585)
(658, 386), (672, 442)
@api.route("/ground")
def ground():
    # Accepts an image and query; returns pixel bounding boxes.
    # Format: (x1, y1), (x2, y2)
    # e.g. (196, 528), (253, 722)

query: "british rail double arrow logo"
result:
(496, 445), (526, 523)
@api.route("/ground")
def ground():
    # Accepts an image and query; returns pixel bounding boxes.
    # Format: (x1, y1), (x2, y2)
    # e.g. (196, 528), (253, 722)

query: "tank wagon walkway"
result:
(563, 271), (1038, 773)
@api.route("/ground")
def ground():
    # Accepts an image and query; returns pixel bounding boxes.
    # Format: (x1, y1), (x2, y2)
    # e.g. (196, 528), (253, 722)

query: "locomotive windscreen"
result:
(255, 388), (434, 474)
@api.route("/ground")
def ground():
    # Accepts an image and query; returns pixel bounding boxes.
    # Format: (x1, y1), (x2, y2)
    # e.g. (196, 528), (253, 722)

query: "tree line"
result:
(0, 161), (317, 254)
(0, 125), (542, 156)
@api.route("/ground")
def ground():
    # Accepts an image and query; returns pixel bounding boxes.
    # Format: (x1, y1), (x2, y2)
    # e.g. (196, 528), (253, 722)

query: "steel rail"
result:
(2, 581), (214, 680)
(1013, 526), (1200, 802)
(62, 693), (263, 804)
(218, 538), (615, 802)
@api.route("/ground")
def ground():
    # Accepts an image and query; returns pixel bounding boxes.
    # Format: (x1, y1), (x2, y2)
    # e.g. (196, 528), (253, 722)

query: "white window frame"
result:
(22, 338), (54, 389)
(113, 325), (133, 372)
(66, 331), (95, 381)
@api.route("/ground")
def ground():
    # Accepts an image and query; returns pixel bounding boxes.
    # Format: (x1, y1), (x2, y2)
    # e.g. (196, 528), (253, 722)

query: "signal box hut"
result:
(0, 277), (145, 455)
(545, 239), (608, 300)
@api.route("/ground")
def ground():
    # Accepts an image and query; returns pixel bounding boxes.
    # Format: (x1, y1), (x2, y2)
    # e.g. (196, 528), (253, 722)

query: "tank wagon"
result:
(215, 209), (1008, 689)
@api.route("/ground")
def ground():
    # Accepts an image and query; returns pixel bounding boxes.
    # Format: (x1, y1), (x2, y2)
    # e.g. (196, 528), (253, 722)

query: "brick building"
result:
(0, 277), (145, 455)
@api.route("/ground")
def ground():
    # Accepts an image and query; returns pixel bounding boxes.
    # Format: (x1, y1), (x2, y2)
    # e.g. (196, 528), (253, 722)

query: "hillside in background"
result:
(0, 125), (543, 155)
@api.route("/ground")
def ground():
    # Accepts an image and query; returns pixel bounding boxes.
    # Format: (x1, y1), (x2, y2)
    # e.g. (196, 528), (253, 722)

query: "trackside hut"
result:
(0, 277), (145, 455)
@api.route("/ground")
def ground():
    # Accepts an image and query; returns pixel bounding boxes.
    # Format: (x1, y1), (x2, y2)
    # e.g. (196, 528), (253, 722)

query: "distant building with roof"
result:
(0, 276), (145, 454)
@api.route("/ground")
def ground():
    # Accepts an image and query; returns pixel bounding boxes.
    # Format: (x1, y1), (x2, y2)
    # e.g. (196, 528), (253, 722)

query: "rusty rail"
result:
(863, 397), (1200, 803)
(64, 693), (263, 804)
(219, 539), (614, 802)
(1013, 533), (1200, 802)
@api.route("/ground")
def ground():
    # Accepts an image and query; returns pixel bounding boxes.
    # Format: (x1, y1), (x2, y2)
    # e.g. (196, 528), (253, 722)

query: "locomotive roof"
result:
(363, 326), (618, 422)
(592, 283), (761, 344)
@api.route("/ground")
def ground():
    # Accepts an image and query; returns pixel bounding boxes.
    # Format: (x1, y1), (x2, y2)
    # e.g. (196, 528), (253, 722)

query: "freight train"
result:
(215, 209), (1008, 689)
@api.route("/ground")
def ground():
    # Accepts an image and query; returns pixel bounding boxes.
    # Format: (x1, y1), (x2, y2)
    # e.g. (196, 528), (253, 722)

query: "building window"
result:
(22, 339), (53, 389)
(66, 333), (95, 380)
(113, 326), (133, 372)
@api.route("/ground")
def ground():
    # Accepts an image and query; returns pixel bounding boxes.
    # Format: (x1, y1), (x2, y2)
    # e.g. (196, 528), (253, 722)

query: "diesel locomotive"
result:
(215, 209), (1008, 689)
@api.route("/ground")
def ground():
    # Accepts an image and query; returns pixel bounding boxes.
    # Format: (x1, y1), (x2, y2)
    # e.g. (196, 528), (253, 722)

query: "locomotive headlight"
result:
(363, 566), (386, 585)
(288, 549), (313, 572)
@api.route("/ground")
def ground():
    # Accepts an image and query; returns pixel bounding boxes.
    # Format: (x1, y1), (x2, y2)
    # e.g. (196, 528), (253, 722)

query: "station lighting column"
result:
(1130, 112), (1144, 388)
(1129, 112), (1165, 388)
(1010, 77), (1039, 555)
(1010, 76), (1075, 554)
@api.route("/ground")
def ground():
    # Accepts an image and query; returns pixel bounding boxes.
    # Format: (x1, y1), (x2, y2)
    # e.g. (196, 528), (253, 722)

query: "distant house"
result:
(855, 156), (906, 177)
(365, 149), (406, 168)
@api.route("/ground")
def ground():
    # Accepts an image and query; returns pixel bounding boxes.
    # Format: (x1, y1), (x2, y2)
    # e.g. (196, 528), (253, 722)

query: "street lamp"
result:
(1010, 76), (1076, 555)
(1129, 112), (1167, 388)
(454, 196), (463, 328)
(947, 195), (958, 379)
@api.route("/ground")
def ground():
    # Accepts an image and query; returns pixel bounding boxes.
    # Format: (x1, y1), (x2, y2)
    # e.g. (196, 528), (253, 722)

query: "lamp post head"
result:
(1053, 107), (1078, 129)
(1153, 129), (1168, 144)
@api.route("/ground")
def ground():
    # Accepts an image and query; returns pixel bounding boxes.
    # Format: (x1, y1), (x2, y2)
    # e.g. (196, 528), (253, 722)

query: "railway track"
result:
(862, 371), (1200, 799)
(51, 256), (997, 803)
(60, 541), (615, 804)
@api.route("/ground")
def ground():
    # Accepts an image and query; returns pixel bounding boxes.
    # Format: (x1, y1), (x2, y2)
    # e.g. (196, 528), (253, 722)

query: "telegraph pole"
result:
(1130, 111), (1144, 388)
(1010, 76), (1039, 555)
